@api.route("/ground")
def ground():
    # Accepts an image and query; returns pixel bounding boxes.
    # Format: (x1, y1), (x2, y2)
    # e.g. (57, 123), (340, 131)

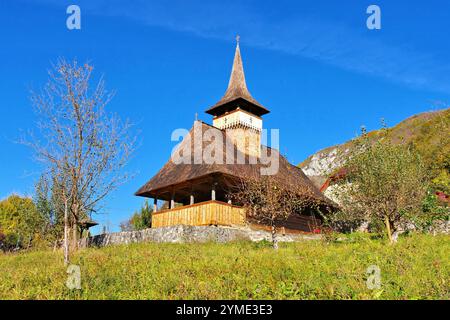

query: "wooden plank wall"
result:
(280, 214), (321, 233)
(152, 200), (246, 228)
(247, 214), (322, 233)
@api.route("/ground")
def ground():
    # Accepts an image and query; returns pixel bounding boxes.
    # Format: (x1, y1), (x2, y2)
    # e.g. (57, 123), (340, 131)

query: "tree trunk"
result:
(71, 204), (80, 251)
(72, 225), (79, 250)
(271, 222), (279, 250)
(64, 200), (70, 265)
(384, 216), (393, 244)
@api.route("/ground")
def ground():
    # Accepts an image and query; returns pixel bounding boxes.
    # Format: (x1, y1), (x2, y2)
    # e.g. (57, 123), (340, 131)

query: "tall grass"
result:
(0, 233), (448, 299)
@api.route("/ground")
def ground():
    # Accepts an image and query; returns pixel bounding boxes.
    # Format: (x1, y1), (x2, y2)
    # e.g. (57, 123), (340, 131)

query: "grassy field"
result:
(0, 233), (448, 300)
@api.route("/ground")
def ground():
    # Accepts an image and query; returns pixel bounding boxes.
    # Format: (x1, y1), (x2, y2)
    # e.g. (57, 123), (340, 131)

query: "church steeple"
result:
(205, 37), (269, 117)
(223, 38), (250, 103)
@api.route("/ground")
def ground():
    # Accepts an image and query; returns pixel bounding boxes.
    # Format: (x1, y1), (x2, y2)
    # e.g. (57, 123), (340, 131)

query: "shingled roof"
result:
(135, 121), (333, 208)
(205, 42), (270, 117)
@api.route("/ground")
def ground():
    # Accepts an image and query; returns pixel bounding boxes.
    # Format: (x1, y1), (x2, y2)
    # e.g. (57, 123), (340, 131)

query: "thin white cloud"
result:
(23, 0), (450, 94)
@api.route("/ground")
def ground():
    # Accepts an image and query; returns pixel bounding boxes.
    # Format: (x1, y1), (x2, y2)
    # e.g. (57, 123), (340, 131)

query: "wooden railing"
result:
(152, 200), (246, 228)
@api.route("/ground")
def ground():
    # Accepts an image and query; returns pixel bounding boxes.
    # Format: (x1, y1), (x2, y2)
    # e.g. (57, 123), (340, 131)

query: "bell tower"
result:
(206, 36), (270, 158)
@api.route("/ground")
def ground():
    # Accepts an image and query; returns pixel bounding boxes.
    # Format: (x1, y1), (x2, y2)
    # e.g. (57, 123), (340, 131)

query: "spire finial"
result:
(195, 112), (198, 121)
(204, 36), (270, 116)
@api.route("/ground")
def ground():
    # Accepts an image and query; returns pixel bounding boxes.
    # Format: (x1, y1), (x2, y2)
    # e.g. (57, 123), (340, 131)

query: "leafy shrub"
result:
(0, 230), (6, 252)
(415, 191), (449, 231)
(431, 170), (450, 195)
(321, 229), (340, 244)
(120, 201), (153, 231)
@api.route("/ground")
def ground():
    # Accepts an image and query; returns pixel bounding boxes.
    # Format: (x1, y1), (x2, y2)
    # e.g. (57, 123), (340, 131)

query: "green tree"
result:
(336, 129), (429, 243)
(33, 174), (65, 245)
(0, 195), (42, 250)
(120, 201), (153, 232)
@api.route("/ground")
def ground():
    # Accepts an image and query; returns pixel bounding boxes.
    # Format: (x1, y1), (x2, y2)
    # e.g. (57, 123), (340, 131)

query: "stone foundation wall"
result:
(79, 225), (320, 248)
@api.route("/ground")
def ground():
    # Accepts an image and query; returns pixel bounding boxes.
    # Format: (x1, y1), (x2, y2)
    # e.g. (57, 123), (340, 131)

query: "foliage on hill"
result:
(383, 109), (449, 192)
(300, 108), (450, 193)
(0, 234), (448, 299)
(328, 132), (429, 242)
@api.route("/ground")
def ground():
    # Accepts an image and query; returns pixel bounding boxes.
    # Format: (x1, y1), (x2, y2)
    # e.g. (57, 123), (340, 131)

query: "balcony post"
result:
(153, 197), (158, 212)
(211, 185), (216, 201)
(170, 191), (175, 209)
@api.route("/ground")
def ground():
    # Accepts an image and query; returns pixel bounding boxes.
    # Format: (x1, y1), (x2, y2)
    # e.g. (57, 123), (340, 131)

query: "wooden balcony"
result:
(152, 200), (246, 228)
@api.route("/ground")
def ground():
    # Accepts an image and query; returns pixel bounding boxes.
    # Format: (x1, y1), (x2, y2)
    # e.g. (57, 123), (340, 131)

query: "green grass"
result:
(0, 233), (448, 300)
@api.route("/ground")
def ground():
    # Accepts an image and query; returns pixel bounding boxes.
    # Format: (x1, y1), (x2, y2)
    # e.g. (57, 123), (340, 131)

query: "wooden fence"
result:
(152, 200), (246, 228)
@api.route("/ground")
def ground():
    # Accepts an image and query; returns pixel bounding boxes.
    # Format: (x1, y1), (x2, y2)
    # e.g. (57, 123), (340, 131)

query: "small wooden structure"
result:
(77, 218), (98, 239)
(136, 39), (335, 233)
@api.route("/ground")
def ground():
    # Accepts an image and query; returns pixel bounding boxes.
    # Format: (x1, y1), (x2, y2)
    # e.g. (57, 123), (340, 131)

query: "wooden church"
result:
(136, 39), (334, 232)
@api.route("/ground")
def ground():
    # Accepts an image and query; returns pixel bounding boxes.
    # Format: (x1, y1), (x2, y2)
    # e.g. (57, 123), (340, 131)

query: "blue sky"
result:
(1, 0), (449, 233)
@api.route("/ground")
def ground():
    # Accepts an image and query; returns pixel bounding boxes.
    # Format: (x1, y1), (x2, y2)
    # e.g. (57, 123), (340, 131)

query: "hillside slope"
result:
(0, 234), (448, 299)
(300, 108), (450, 191)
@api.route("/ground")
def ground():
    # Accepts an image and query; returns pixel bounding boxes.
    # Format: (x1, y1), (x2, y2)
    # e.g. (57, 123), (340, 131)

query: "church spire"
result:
(224, 35), (251, 100)
(205, 36), (269, 117)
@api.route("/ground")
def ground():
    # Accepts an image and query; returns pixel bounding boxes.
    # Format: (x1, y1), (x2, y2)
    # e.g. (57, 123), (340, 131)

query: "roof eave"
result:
(205, 97), (270, 116)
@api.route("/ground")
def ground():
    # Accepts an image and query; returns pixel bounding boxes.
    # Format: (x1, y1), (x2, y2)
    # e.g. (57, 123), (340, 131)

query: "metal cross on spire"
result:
(236, 34), (240, 44)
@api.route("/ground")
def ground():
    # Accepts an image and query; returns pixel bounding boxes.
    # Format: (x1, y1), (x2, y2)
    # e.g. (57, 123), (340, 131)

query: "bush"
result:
(414, 191), (450, 232)
(120, 201), (153, 232)
(0, 230), (6, 251)
(431, 170), (450, 194)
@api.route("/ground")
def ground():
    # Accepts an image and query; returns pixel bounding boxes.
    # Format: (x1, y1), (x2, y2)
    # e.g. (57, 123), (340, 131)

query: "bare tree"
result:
(22, 59), (136, 263)
(232, 175), (318, 249)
